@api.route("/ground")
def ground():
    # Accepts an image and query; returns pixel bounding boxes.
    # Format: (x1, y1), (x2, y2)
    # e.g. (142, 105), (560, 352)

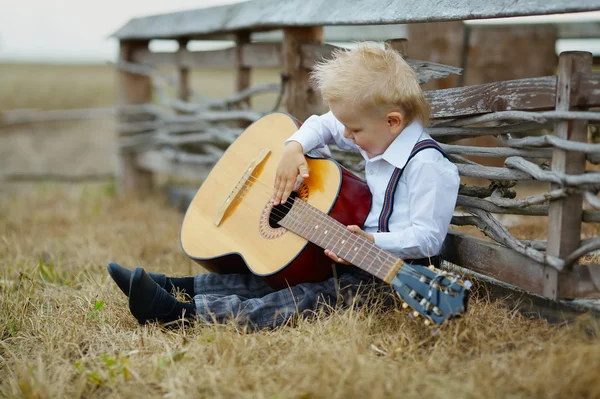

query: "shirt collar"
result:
(378, 120), (425, 169)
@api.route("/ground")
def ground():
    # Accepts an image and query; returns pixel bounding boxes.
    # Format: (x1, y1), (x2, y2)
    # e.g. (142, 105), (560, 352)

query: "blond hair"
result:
(310, 42), (431, 125)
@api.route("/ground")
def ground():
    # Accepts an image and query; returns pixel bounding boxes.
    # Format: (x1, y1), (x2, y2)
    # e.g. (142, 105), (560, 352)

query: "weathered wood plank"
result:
(241, 43), (283, 68)
(426, 72), (600, 119)
(546, 52), (592, 299)
(456, 164), (532, 180)
(132, 48), (233, 68)
(457, 196), (548, 216)
(441, 230), (600, 299)
(440, 143), (552, 159)
(131, 43), (283, 69)
(111, 0), (600, 40)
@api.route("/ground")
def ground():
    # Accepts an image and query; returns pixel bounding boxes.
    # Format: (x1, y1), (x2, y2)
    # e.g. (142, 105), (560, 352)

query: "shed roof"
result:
(112, 0), (600, 40)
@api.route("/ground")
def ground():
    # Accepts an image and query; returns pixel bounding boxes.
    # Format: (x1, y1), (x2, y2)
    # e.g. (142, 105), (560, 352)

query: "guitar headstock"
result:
(390, 263), (470, 325)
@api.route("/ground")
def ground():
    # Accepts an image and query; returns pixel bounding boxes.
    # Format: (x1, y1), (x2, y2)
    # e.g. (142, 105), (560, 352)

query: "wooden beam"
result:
(283, 27), (324, 122)
(117, 40), (154, 197)
(441, 231), (600, 299)
(110, 1), (600, 41)
(426, 72), (600, 119)
(241, 43), (283, 68)
(131, 43), (283, 69)
(545, 52), (592, 299)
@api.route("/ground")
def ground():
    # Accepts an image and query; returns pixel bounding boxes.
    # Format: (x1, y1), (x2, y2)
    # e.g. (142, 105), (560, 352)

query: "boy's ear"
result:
(386, 111), (403, 135)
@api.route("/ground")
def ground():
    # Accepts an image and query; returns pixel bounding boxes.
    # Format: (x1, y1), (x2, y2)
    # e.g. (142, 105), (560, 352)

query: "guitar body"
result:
(180, 113), (372, 290)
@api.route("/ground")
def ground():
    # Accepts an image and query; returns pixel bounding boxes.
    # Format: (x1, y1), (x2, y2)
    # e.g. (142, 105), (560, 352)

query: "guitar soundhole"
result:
(259, 182), (309, 239)
(268, 192), (300, 228)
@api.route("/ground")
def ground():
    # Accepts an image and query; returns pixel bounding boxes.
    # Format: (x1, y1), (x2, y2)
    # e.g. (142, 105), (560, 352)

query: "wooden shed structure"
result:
(111, 0), (600, 314)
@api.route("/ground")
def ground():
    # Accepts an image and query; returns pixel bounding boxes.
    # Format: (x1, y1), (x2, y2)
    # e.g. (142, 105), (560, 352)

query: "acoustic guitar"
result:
(180, 113), (469, 324)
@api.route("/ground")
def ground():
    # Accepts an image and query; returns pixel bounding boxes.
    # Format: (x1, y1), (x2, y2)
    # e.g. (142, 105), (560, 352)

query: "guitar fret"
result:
(349, 235), (367, 265)
(337, 230), (358, 260)
(321, 219), (338, 250)
(331, 232), (349, 257)
(374, 248), (391, 277)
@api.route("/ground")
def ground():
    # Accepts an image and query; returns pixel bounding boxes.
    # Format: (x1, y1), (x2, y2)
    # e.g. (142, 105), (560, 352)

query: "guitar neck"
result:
(278, 198), (403, 283)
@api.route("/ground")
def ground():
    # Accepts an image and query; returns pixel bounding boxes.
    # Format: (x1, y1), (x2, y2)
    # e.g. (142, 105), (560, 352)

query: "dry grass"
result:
(1, 184), (600, 399)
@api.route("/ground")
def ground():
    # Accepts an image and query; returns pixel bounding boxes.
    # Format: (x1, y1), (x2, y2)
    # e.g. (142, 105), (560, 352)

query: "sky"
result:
(0, 0), (247, 63)
(1, 1), (600, 63)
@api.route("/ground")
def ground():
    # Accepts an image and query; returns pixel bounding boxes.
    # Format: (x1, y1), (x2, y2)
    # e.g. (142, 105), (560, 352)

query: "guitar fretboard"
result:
(278, 198), (399, 281)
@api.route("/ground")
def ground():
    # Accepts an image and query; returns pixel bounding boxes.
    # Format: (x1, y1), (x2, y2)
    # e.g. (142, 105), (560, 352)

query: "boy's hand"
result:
(272, 141), (309, 205)
(324, 225), (374, 265)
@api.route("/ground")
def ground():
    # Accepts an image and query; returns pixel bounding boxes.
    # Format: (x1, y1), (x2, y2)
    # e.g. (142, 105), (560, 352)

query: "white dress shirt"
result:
(286, 111), (460, 259)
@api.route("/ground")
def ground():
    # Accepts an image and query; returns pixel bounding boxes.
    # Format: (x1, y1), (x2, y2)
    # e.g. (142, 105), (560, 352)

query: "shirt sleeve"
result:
(285, 111), (360, 153)
(371, 156), (460, 259)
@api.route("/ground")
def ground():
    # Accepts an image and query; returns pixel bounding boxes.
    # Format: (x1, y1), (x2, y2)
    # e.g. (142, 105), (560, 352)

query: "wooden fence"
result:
(112, 33), (600, 303)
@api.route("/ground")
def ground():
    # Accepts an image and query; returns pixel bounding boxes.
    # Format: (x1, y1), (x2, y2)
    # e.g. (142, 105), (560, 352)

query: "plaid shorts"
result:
(192, 265), (387, 330)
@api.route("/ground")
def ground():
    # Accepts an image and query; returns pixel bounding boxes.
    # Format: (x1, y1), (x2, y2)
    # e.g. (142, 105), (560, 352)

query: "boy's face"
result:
(330, 102), (403, 158)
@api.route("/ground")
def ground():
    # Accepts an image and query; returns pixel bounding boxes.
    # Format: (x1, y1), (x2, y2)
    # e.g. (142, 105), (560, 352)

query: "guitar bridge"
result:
(213, 148), (271, 227)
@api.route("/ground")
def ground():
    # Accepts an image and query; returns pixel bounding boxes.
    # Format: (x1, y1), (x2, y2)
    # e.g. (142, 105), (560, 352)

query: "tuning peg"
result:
(402, 302), (409, 309)
(412, 311), (420, 318)
(427, 265), (436, 271)
(424, 319), (431, 326)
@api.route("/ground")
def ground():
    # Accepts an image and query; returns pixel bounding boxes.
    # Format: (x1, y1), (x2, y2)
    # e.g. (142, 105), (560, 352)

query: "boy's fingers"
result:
(273, 180), (287, 205)
(325, 250), (349, 264)
(281, 178), (296, 204)
(298, 163), (309, 178)
(271, 177), (280, 200)
(347, 225), (361, 234)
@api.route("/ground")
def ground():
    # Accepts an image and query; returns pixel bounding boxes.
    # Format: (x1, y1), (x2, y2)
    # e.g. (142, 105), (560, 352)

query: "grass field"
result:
(1, 184), (600, 398)
(2, 63), (600, 398)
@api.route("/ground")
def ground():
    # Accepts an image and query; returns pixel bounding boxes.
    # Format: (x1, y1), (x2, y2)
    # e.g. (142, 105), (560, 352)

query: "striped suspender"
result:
(377, 139), (448, 233)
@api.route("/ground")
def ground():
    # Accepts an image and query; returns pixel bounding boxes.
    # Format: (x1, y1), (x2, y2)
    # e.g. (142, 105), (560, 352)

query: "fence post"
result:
(235, 31), (252, 127)
(176, 39), (190, 104)
(235, 31), (251, 107)
(283, 27), (324, 122)
(116, 39), (154, 196)
(545, 51), (592, 299)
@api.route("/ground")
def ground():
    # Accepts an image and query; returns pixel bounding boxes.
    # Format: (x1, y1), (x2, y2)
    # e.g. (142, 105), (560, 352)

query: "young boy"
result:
(107, 42), (460, 329)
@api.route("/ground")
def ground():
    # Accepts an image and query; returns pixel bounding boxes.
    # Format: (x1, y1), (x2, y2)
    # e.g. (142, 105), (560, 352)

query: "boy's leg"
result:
(194, 272), (276, 299)
(193, 272), (381, 330)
